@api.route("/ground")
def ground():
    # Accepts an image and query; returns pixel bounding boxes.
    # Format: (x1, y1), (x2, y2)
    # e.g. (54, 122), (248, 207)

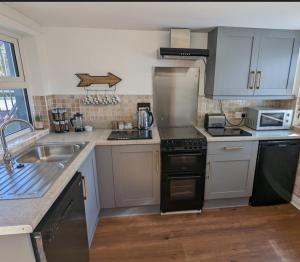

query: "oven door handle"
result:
(166, 153), (203, 158)
(167, 176), (201, 180)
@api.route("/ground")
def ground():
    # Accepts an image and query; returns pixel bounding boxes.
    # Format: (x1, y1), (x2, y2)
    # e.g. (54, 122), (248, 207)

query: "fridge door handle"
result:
(31, 232), (47, 262)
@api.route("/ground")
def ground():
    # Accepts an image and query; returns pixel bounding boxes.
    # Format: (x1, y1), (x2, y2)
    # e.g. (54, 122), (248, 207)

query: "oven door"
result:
(161, 173), (205, 212)
(161, 151), (206, 173)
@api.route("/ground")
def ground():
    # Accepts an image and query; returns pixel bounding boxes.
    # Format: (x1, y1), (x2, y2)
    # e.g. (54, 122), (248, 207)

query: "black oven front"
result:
(161, 148), (206, 213)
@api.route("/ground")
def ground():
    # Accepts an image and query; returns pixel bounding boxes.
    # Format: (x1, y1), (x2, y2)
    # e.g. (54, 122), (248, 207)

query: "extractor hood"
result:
(158, 29), (209, 60)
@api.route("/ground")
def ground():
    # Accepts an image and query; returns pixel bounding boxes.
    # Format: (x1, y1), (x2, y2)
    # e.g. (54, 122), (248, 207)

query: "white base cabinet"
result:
(78, 149), (100, 247)
(204, 141), (259, 202)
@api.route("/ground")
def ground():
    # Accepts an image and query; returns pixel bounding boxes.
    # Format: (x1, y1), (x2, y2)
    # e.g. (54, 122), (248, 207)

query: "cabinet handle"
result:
(81, 176), (87, 200)
(31, 232), (47, 262)
(223, 146), (244, 151)
(206, 160), (212, 179)
(248, 71), (255, 89)
(156, 151), (160, 176)
(255, 71), (261, 89)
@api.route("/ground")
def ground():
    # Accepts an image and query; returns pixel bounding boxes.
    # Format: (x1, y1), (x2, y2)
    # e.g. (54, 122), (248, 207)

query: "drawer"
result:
(207, 141), (253, 157)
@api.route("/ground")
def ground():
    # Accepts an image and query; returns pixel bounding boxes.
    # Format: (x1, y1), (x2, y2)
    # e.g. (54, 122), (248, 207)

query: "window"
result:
(0, 32), (31, 139)
(0, 89), (32, 137)
(0, 33), (24, 82)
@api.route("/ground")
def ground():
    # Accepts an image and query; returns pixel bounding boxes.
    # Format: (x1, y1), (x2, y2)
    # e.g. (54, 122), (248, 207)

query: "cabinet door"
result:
(213, 27), (259, 96)
(95, 146), (115, 209)
(78, 150), (100, 247)
(205, 141), (258, 200)
(254, 30), (300, 96)
(112, 145), (160, 207)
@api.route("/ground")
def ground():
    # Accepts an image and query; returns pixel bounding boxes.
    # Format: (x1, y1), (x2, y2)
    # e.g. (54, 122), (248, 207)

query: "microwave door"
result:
(260, 113), (284, 128)
(261, 114), (284, 123)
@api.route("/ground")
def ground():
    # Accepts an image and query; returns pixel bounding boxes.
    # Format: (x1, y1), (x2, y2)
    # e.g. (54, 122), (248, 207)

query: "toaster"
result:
(204, 113), (226, 129)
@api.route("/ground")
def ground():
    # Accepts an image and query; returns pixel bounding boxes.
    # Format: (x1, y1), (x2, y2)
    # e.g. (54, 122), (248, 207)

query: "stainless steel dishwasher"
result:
(31, 172), (89, 262)
(250, 140), (300, 206)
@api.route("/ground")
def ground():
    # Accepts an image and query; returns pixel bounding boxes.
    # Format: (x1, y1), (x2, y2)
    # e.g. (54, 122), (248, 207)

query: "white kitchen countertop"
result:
(0, 127), (160, 236)
(38, 127), (160, 145)
(196, 126), (300, 142)
(1, 125), (299, 236)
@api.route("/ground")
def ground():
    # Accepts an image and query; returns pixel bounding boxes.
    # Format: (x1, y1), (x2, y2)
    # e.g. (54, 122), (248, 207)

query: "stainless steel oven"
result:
(245, 107), (293, 130)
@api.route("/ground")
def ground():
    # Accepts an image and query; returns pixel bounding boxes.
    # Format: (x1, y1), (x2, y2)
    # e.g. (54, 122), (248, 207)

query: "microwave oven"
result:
(245, 107), (293, 130)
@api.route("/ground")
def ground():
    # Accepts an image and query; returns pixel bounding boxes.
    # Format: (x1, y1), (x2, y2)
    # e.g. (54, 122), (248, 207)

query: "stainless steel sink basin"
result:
(0, 142), (88, 200)
(16, 143), (83, 163)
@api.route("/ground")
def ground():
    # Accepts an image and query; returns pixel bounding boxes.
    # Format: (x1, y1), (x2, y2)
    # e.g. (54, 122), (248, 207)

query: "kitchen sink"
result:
(16, 143), (83, 163)
(0, 142), (87, 200)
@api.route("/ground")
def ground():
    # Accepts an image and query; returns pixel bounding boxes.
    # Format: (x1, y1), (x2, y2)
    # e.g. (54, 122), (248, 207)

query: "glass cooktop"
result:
(107, 130), (152, 140)
(206, 128), (252, 137)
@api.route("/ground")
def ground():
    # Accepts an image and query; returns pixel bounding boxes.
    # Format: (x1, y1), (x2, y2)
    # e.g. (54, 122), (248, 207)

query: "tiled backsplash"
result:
(34, 95), (153, 129)
(32, 94), (295, 129)
(32, 96), (50, 128)
(197, 96), (295, 127)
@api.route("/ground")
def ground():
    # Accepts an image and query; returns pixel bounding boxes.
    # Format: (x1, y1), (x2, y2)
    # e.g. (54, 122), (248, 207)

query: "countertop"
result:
(38, 128), (160, 145)
(0, 127), (160, 236)
(1, 125), (299, 236)
(197, 126), (300, 142)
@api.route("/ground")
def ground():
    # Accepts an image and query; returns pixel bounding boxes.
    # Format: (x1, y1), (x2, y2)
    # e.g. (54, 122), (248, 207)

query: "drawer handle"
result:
(223, 146), (244, 151)
(81, 176), (87, 200)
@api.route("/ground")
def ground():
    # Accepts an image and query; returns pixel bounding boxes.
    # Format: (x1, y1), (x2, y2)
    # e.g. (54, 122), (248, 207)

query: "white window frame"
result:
(0, 31), (32, 144)
(0, 33), (25, 83)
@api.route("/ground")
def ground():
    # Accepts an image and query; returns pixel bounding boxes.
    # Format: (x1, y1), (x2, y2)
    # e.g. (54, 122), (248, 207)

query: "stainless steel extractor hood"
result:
(158, 29), (209, 60)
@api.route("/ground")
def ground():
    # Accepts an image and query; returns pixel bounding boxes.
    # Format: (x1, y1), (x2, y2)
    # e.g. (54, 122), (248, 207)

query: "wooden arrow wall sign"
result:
(76, 72), (122, 87)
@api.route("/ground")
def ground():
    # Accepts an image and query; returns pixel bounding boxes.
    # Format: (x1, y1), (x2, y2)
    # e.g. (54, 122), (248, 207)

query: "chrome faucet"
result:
(0, 119), (34, 172)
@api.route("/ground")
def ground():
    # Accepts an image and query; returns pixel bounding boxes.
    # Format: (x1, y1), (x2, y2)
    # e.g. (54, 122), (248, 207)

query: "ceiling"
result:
(6, 2), (300, 31)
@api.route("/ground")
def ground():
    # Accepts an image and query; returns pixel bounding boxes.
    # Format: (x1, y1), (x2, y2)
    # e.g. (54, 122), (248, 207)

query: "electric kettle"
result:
(70, 112), (85, 132)
(137, 108), (154, 130)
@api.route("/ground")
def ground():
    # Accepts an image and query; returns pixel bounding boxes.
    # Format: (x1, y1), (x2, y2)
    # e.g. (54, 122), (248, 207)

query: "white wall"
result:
(38, 27), (207, 95)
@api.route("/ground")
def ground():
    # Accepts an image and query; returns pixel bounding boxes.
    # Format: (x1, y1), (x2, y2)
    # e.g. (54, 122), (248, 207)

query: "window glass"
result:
(0, 89), (31, 136)
(0, 40), (19, 78)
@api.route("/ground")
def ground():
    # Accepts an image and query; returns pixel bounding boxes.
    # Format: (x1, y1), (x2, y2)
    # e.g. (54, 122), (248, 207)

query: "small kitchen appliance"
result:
(51, 108), (69, 133)
(204, 113), (226, 129)
(137, 103), (154, 130)
(70, 113), (85, 132)
(245, 107), (293, 130)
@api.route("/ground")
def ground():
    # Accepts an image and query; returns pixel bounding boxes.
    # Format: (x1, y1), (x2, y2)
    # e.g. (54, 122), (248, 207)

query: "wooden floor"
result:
(90, 204), (300, 262)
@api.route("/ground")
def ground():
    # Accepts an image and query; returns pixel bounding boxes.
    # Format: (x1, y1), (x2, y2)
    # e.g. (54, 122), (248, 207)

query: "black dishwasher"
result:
(250, 140), (300, 206)
(31, 172), (89, 262)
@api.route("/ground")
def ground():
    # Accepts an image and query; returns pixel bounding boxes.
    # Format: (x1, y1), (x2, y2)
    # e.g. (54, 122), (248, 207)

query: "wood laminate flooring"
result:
(90, 204), (300, 262)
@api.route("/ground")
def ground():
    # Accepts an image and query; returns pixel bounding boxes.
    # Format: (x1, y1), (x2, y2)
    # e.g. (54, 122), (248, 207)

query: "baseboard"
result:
(204, 197), (249, 209)
(291, 194), (300, 210)
(100, 205), (160, 218)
